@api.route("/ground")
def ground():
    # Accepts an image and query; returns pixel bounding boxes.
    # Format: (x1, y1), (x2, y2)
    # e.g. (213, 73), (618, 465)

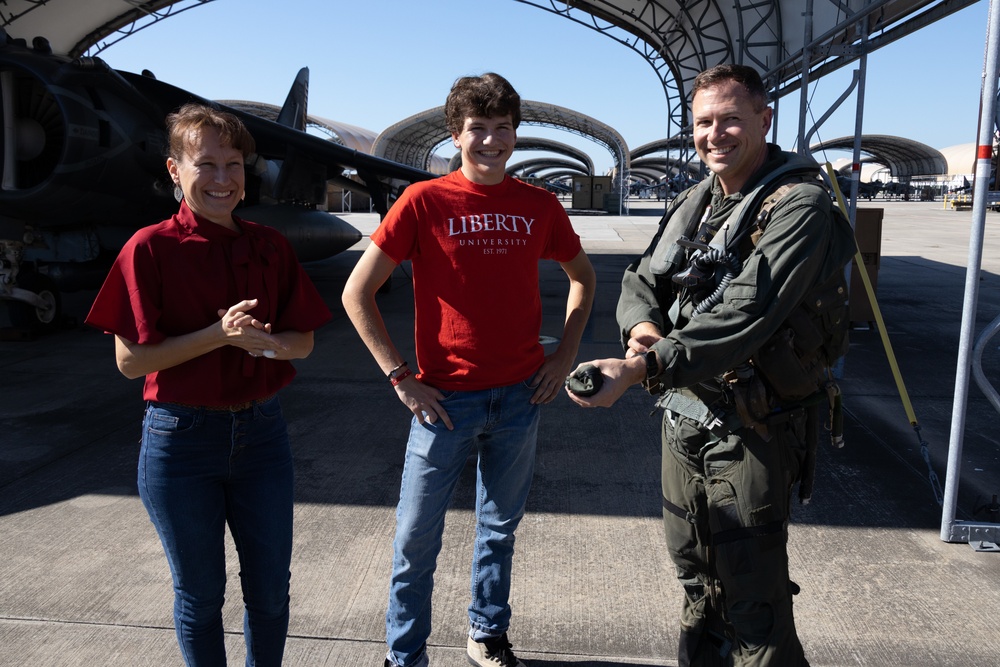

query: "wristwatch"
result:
(641, 350), (661, 393)
(643, 350), (660, 381)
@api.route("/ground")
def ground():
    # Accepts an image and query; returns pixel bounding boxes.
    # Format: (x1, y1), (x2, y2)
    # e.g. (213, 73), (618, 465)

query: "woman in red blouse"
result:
(86, 104), (330, 666)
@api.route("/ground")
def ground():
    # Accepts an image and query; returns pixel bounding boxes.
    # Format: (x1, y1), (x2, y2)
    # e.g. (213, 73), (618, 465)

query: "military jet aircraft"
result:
(834, 174), (884, 201)
(0, 29), (434, 331)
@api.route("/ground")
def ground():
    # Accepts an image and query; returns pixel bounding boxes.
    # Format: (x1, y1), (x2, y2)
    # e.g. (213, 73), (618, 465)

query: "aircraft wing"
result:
(118, 70), (435, 215)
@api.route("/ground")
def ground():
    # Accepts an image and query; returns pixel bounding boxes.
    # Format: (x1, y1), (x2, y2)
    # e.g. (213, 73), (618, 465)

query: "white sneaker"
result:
(466, 634), (526, 667)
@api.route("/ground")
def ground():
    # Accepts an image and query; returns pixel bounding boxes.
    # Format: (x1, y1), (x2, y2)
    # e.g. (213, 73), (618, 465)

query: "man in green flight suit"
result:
(566, 64), (856, 666)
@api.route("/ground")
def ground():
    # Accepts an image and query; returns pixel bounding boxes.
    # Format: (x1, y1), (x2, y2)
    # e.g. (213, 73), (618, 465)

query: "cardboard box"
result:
(850, 208), (884, 325)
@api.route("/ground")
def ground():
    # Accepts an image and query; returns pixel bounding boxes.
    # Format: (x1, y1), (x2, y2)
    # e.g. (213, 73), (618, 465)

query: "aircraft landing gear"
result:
(5, 272), (62, 332)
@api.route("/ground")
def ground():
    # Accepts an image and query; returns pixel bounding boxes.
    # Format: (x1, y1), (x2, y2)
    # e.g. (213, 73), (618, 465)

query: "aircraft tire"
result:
(8, 272), (62, 332)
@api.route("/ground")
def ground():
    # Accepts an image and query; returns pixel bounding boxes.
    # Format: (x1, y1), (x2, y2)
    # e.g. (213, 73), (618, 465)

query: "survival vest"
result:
(646, 152), (854, 408)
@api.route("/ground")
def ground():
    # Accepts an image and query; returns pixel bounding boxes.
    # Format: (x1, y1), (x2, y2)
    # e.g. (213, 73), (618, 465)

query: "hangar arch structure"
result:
(445, 137), (595, 176)
(629, 136), (705, 188)
(810, 134), (948, 178)
(536, 169), (581, 182)
(221, 100), (452, 176)
(629, 156), (699, 180)
(372, 100), (629, 203)
(2, 0), (981, 145)
(512, 0), (980, 144)
(511, 137), (595, 175)
(632, 137), (693, 161)
(1, 0), (981, 192)
(220, 100), (379, 153)
(507, 157), (589, 178)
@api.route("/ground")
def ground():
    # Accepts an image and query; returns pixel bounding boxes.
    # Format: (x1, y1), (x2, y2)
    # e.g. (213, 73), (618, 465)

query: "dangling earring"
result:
(241, 190), (246, 201)
(173, 185), (184, 202)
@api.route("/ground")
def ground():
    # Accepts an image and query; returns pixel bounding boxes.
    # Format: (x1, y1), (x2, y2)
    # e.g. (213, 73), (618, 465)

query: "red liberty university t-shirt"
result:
(371, 171), (582, 391)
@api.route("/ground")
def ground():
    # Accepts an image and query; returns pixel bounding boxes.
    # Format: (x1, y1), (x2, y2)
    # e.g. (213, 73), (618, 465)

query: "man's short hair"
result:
(692, 64), (769, 112)
(445, 72), (521, 134)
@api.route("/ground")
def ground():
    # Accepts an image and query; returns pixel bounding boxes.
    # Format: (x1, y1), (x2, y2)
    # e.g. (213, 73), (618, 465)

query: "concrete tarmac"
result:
(1, 198), (999, 666)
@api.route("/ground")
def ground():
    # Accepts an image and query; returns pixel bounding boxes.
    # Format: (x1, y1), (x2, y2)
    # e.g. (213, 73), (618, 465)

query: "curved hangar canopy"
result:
(514, 0), (979, 136)
(220, 101), (378, 154)
(446, 137), (595, 175)
(507, 157), (590, 178)
(511, 137), (595, 175)
(0, 0), (207, 58)
(3, 0), (978, 140)
(372, 101), (628, 177)
(811, 135), (948, 178)
(1, 0), (980, 191)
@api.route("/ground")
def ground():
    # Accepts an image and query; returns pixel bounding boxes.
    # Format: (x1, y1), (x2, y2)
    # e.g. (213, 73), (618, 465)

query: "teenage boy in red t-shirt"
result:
(343, 72), (595, 667)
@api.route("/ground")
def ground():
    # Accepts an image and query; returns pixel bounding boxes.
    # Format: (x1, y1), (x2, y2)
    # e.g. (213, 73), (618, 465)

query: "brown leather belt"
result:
(161, 393), (277, 413)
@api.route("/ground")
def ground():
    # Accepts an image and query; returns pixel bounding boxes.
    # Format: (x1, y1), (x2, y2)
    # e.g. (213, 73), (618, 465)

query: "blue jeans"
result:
(138, 396), (293, 667)
(385, 380), (540, 667)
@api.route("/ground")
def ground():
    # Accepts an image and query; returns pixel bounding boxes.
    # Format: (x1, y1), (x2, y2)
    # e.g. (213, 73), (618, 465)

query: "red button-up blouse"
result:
(86, 201), (332, 406)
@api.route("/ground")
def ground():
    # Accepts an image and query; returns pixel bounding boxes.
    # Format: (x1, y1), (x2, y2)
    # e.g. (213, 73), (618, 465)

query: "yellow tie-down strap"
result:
(825, 163), (942, 504)
(825, 163), (918, 427)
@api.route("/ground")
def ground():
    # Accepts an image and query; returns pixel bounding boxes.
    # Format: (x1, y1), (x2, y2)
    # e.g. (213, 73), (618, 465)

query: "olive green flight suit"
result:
(617, 146), (855, 666)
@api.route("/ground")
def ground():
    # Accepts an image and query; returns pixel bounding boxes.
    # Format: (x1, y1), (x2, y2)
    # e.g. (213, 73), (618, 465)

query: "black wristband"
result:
(644, 350), (659, 381)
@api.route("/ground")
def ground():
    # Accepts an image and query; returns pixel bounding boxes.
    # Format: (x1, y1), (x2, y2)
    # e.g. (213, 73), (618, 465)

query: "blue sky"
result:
(98, 0), (990, 173)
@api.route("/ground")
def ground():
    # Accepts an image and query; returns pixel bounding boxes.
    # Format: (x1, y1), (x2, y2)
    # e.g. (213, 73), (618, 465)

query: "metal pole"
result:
(848, 17), (869, 223)
(771, 93), (779, 145)
(796, 0), (814, 154)
(941, 0), (1000, 543)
